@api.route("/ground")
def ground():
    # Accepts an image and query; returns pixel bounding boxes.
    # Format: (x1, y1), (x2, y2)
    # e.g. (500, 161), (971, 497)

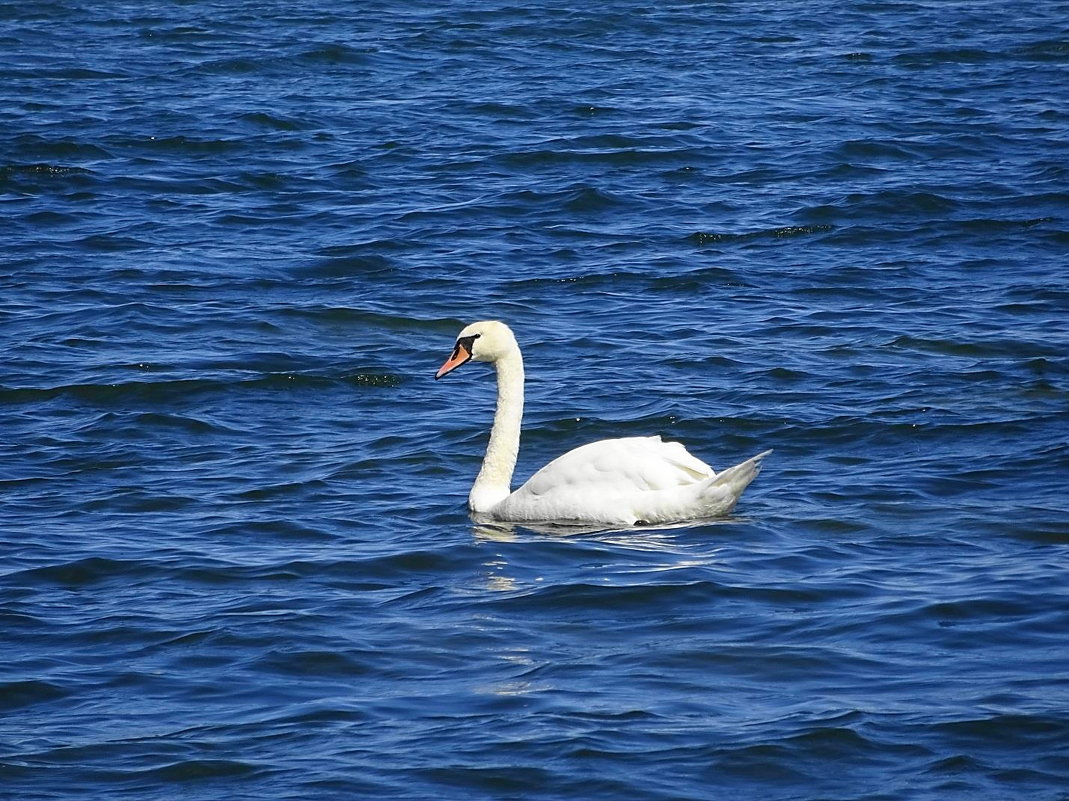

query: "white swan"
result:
(435, 320), (771, 526)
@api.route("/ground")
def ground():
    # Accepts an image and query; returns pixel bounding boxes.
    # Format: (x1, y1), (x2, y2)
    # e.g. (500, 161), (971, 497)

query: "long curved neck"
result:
(469, 348), (524, 513)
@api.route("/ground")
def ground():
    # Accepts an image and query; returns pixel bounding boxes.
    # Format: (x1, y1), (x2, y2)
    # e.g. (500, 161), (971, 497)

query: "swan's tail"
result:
(630, 449), (772, 525)
(695, 449), (772, 517)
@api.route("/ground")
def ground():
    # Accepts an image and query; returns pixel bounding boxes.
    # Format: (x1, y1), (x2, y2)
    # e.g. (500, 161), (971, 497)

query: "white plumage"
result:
(435, 320), (770, 526)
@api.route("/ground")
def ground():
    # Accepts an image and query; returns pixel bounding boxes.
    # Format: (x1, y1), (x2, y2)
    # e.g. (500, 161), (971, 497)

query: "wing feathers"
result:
(496, 437), (766, 525)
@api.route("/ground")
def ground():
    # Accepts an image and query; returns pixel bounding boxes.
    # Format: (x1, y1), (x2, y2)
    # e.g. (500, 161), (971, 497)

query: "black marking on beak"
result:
(435, 333), (481, 380)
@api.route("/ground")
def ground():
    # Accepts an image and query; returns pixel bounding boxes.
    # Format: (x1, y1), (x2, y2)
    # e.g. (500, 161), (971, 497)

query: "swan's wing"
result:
(521, 436), (713, 495)
(496, 436), (716, 523)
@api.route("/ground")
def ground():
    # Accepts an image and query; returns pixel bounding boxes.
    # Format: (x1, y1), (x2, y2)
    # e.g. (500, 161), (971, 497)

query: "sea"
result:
(2, 1), (1068, 799)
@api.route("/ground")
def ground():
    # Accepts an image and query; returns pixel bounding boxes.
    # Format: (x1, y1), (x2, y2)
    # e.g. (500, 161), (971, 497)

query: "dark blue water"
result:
(3, 1), (1069, 798)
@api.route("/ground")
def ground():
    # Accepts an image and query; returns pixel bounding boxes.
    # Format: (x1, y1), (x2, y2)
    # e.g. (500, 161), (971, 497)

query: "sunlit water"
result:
(2, 1), (1068, 799)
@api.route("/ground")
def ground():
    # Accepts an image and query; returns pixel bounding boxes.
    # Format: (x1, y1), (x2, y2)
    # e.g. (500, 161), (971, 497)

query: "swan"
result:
(435, 320), (771, 526)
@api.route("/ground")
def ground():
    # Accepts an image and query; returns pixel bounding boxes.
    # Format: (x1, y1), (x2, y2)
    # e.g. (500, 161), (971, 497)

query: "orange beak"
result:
(435, 340), (473, 380)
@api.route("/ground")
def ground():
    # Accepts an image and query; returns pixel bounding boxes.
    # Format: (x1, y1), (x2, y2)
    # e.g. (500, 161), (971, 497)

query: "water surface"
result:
(2, 1), (1068, 799)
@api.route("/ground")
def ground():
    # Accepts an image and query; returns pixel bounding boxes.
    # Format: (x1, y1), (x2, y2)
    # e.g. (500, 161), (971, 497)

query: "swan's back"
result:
(525, 436), (712, 491)
(495, 435), (753, 525)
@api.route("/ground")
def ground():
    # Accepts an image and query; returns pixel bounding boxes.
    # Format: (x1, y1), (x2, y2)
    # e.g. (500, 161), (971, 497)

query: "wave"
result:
(690, 224), (835, 244)
(0, 372), (403, 406)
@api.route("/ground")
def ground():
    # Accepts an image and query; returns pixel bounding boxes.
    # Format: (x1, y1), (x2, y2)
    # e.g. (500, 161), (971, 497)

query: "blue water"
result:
(3, 1), (1069, 798)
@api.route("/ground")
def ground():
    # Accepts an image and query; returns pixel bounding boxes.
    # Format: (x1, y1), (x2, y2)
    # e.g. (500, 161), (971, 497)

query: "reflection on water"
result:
(476, 646), (554, 698)
(481, 555), (519, 593)
(473, 517), (746, 543)
(473, 518), (737, 603)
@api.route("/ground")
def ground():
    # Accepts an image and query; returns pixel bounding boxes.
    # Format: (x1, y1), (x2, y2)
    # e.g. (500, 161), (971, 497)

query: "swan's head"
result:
(435, 320), (517, 379)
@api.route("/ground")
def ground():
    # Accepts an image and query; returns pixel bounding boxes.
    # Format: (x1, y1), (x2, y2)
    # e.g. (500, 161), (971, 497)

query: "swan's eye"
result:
(457, 333), (480, 353)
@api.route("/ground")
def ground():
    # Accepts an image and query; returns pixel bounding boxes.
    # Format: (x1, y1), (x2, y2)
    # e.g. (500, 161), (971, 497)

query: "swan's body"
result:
(436, 320), (770, 526)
